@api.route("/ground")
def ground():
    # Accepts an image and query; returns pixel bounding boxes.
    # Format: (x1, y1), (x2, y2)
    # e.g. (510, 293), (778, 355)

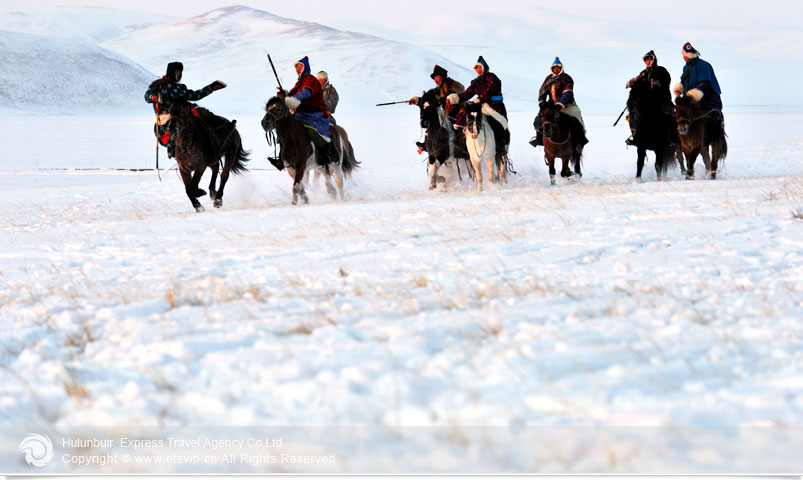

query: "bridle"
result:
(541, 108), (571, 145)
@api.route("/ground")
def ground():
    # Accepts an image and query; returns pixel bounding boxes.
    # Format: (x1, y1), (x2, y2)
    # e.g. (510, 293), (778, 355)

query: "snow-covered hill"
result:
(101, 5), (539, 116)
(0, 31), (156, 114)
(0, 6), (175, 44)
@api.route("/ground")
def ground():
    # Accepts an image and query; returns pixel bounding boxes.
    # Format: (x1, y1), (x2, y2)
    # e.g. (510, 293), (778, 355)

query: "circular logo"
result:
(19, 433), (54, 467)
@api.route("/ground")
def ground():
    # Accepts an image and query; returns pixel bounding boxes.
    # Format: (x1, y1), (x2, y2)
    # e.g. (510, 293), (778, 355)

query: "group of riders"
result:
(145, 41), (722, 170)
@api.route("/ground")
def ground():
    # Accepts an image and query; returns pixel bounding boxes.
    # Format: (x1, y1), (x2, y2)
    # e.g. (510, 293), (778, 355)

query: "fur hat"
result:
(551, 57), (563, 75)
(295, 56), (311, 76)
(430, 64), (448, 79)
(682, 42), (699, 59)
(473, 56), (489, 75)
(643, 50), (657, 62)
(166, 61), (183, 81)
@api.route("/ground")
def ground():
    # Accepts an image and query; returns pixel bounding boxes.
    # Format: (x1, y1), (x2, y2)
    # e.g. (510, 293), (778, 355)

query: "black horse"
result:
(417, 88), (469, 189)
(537, 99), (583, 185)
(627, 82), (679, 180)
(675, 93), (728, 179)
(168, 98), (249, 212)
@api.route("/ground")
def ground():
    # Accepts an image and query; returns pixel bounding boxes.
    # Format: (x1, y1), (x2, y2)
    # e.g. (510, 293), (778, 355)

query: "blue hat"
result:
(551, 57), (563, 74)
(295, 56), (311, 76)
(682, 42), (699, 58)
(473, 56), (489, 74)
(643, 50), (656, 62)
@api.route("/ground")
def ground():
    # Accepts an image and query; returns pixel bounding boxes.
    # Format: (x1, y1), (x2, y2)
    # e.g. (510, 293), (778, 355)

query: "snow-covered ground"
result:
(1, 110), (802, 473)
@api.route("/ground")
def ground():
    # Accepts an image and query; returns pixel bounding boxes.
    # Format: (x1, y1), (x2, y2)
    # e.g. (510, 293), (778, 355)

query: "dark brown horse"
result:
(261, 96), (359, 204)
(674, 93), (728, 179)
(537, 99), (583, 185)
(168, 98), (249, 212)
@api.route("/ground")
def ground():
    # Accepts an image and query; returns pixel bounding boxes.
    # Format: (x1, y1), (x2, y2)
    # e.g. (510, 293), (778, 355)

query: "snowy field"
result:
(1, 111), (802, 473)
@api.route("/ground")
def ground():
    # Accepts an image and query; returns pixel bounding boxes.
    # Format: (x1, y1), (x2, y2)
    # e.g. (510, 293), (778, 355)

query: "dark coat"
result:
(538, 73), (575, 105)
(322, 83), (339, 114)
(457, 72), (506, 118)
(144, 77), (214, 157)
(144, 77), (213, 114)
(633, 65), (672, 105)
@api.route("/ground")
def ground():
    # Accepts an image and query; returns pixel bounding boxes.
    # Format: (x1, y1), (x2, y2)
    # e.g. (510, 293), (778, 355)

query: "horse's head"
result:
(464, 102), (484, 140)
(538, 99), (561, 138)
(417, 88), (441, 129)
(261, 96), (288, 131)
(674, 94), (697, 136)
(167, 96), (191, 131)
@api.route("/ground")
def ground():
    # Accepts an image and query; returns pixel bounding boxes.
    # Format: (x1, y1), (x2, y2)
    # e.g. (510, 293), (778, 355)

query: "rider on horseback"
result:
(625, 50), (675, 145)
(446, 56), (510, 163)
(409, 65), (465, 152)
(279, 56), (338, 166)
(316, 70), (339, 126)
(144, 61), (226, 158)
(673, 42), (723, 123)
(532, 57), (588, 148)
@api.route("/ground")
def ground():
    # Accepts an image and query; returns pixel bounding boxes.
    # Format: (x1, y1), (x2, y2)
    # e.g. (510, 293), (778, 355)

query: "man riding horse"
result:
(409, 64), (465, 152)
(672, 42), (724, 124)
(446, 56), (510, 164)
(532, 57), (588, 148)
(625, 50), (675, 145)
(278, 56), (338, 166)
(317, 70), (339, 126)
(144, 61), (226, 159)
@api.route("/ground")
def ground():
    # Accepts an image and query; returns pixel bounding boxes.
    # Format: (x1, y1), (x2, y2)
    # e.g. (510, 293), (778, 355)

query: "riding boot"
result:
(529, 131), (543, 148)
(625, 128), (637, 146)
(416, 141), (427, 152)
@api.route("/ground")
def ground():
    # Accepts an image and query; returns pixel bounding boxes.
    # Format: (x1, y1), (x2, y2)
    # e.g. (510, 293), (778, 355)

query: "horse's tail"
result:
(228, 129), (250, 175)
(336, 127), (360, 177)
(713, 131), (728, 163)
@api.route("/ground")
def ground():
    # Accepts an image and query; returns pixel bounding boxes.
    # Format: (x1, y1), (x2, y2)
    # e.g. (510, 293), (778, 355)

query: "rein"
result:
(542, 116), (572, 146)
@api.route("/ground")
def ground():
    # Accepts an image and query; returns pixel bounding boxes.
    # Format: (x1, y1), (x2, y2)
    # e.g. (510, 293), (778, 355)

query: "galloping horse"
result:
(168, 98), (249, 212)
(537, 99), (583, 185)
(261, 96), (359, 204)
(627, 82), (679, 180)
(460, 103), (506, 191)
(675, 92), (728, 179)
(416, 88), (469, 190)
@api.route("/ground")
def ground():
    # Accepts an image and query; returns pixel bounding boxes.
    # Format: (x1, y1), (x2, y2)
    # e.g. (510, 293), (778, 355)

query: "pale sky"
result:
(1, 0), (799, 48)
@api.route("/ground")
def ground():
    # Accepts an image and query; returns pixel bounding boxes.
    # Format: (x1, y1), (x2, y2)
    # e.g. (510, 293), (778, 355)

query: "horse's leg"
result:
(560, 155), (571, 178)
(685, 148), (700, 179)
(498, 155), (506, 184)
(547, 154), (556, 185)
(178, 167), (202, 212)
(331, 163), (345, 201)
(636, 146), (646, 179)
(293, 156), (310, 205)
(186, 167), (206, 212)
(701, 147), (714, 179)
(208, 161), (220, 204)
(653, 146), (665, 180)
(215, 159), (232, 209)
(472, 156), (483, 191)
(486, 154), (497, 185)
(428, 161), (438, 190)
(676, 144), (686, 176)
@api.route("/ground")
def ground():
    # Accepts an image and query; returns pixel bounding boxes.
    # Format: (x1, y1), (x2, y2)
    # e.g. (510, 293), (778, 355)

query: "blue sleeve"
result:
(558, 91), (574, 104)
(293, 88), (313, 101)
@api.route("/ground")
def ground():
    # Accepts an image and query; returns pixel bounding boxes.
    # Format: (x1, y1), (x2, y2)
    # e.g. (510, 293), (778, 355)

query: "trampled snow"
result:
(0, 3), (802, 475)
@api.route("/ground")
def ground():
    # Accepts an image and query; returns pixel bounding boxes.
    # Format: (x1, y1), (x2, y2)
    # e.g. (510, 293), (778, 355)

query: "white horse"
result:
(461, 103), (507, 191)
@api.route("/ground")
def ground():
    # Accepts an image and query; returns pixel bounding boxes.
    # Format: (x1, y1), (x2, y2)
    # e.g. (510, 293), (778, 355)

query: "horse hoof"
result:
(194, 205), (205, 213)
(195, 188), (207, 197)
(428, 184), (436, 190)
(214, 199), (222, 208)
